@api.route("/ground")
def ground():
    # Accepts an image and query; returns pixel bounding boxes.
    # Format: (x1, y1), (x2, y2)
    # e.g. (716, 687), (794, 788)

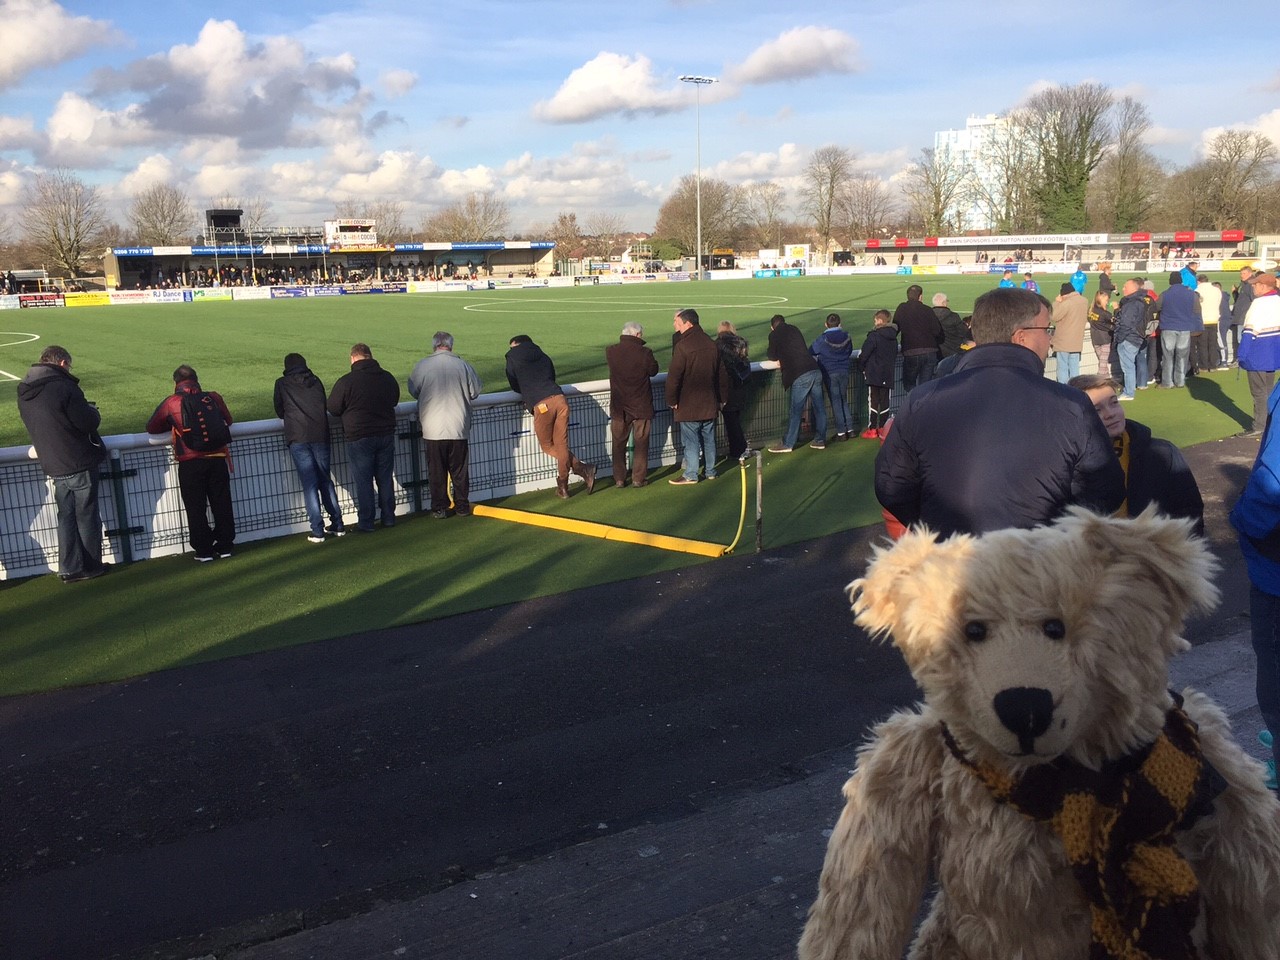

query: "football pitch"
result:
(0, 271), (1240, 449)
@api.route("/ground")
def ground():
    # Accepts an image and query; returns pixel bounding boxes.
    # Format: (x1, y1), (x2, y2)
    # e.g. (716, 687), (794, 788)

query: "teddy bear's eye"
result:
(1042, 619), (1066, 640)
(963, 621), (987, 642)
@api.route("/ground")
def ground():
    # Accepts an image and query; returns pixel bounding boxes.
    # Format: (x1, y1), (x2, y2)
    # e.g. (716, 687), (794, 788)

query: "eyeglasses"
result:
(1020, 325), (1056, 335)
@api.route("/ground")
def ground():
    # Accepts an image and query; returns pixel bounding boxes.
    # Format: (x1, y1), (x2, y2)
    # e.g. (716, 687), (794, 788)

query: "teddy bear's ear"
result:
(1067, 505), (1219, 620)
(848, 527), (971, 663)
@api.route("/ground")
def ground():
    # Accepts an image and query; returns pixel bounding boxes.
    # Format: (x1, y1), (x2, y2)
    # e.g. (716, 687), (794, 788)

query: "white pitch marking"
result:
(0, 332), (40, 383)
(461, 295), (789, 314)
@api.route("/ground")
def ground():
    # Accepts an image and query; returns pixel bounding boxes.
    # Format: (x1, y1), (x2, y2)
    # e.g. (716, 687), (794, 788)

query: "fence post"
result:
(105, 448), (135, 564)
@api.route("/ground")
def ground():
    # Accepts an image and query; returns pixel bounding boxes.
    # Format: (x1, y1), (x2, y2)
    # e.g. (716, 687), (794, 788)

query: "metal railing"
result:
(2, 363), (883, 580)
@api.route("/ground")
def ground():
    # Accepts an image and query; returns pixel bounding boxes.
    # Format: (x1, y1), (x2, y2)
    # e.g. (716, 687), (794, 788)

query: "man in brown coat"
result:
(1051, 282), (1089, 383)
(605, 321), (659, 488)
(666, 308), (729, 485)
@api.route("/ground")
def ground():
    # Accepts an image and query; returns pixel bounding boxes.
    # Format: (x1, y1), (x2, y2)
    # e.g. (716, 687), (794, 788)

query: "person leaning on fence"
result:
(407, 331), (482, 517)
(274, 352), (345, 542)
(505, 334), (597, 498)
(16, 345), (108, 582)
(715, 321), (752, 461)
(327, 343), (401, 531)
(146, 364), (235, 562)
(667, 308), (730, 484)
(766, 313), (827, 453)
(810, 313), (855, 441)
(604, 321), (659, 488)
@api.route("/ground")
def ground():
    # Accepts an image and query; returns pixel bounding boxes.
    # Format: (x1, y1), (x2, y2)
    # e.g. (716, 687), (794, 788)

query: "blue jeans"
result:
(1116, 340), (1140, 398)
(679, 419), (717, 481)
(289, 442), (343, 536)
(783, 369), (827, 448)
(1135, 341), (1149, 387)
(1054, 352), (1081, 384)
(1250, 585), (1280, 771)
(52, 468), (103, 576)
(347, 434), (396, 528)
(823, 370), (852, 435)
(1160, 329), (1191, 387)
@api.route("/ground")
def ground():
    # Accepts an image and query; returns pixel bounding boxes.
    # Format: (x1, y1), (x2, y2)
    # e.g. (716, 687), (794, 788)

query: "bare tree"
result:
(1086, 97), (1163, 232)
(1200, 129), (1279, 231)
(798, 145), (856, 262)
(834, 176), (896, 251)
(546, 211), (583, 259)
(652, 175), (744, 256)
(740, 181), (788, 251)
(242, 195), (274, 234)
(128, 184), (195, 246)
(585, 211), (627, 261)
(421, 191), (510, 241)
(1022, 82), (1115, 231)
(22, 168), (108, 277)
(901, 147), (970, 235)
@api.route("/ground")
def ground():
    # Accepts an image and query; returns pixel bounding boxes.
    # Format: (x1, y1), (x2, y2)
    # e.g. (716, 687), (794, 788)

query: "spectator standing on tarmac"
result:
(146, 364), (235, 561)
(605, 321), (658, 488)
(506, 334), (597, 498)
(407, 332), (482, 518)
(1233, 265), (1259, 364)
(1157, 272), (1201, 388)
(810, 313), (854, 441)
(1238, 273), (1280, 438)
(766, 313), (827, 452)
(666, 309), (729, 483)
(931, 293), (969, 363)
(16, 345), (108, 581)
(1229, 377), (1280, 791)
(274, 352), (345, 542)
(327, 343), (400, 531)
(892, 285), (944, 391)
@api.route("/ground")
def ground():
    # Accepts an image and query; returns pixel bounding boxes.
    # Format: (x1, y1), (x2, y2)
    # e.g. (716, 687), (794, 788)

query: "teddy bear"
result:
(799, 508), (1280, 960)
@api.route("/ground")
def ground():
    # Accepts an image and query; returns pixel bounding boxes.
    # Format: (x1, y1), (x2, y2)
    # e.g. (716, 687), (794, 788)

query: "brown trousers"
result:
(610, 413), (651, 485)
(532, 393), (588, 482)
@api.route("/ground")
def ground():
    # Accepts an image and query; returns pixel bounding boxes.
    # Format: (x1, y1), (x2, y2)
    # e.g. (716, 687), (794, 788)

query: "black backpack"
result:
(179, 391), (231, 452)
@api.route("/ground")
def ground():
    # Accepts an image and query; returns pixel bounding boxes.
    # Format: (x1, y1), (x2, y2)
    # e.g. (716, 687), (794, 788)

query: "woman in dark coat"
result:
(716, 321), (751, 460)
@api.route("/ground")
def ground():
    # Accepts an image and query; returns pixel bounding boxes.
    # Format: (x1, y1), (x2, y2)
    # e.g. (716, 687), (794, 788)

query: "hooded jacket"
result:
(274, 362), (333, 446)
(505, 340), (562, 412)
(810, 326), (854, 377)
(16, 362), (105, 477)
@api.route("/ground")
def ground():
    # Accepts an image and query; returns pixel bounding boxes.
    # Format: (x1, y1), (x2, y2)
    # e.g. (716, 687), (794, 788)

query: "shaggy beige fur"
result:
(799, 508), (1280, 960)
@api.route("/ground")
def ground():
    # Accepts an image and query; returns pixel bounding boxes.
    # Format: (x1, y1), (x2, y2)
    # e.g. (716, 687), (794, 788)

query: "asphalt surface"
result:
(0, 433), (1266, 960)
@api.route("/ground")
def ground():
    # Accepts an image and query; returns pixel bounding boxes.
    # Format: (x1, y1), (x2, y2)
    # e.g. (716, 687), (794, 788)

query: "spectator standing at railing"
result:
(766, 313), (827, 453)
(605, 322), (659, 488)
(892, 285), (944, 391)
(810, 313), (854, 441)
(506, 334), (597, 498)
(668, 309), (731, 482)
(16, 345), (108, 582)
(274, 352), (345, 542)
(408, 331), (482, 518)
(327, 343), (400, 531)
(146, 364), (235, 561)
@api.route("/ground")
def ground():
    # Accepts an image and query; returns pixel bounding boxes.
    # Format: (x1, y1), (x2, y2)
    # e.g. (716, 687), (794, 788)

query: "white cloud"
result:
(708, 143), (805, 181)
(1146, 125), (1191, 147)
(532, 52), (690, 124)
(44, 92), (153, 167)
(0, 0), (120, 91)
(438, 165), (498, 196)
(116, 154), (186, 198)
(380, 69), (418, 98)
(726, 27), (860, 85)
(333, 150), (439, 198)
(0, 115), (43, 152)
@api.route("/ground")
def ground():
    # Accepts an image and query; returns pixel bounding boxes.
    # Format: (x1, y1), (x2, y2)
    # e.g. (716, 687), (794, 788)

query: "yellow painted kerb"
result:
(471, 504), (727, 557)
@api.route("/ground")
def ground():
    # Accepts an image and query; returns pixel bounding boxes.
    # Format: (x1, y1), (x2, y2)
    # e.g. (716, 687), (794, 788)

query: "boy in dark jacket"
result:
(274, 352), (344, 541)
(856, 310), (898, 438)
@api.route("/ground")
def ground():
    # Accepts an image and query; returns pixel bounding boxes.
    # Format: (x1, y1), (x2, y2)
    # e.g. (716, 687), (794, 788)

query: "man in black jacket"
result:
(327, 343), (400, 532)
(16, 345), (108, 582)
(766, 314), (827, 452)
(893, 284), (944, 391)
(275, 352), (344, 541)
(506, 334), (596, 498)
(875, 287), (1124, 537)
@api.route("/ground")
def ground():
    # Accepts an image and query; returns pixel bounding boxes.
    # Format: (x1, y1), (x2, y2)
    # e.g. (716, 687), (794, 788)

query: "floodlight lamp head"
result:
(678, 75), (717, 85)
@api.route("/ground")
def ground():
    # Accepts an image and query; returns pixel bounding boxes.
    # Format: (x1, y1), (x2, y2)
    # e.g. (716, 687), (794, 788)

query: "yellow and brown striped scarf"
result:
(941, 698), (1224, 959)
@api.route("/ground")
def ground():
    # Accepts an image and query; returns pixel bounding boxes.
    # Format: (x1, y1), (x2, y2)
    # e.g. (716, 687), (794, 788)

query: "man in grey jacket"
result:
(407, 331), (482, 517)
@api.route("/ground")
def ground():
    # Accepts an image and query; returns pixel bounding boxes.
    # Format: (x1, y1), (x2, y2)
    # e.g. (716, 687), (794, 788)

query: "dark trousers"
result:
(867, 385), (891, 430)
(610, 413), (651, 485)
(177, 456), (234, 557)
(425, 438), (470, 510)
(1249, 370), (1276, 432)
(52, 467), (103, 576)
(721, 408), (747, 461)
(1190, 329), (1220, 373)
(901, 353), (937, 392)
(347, 434), (396, 528)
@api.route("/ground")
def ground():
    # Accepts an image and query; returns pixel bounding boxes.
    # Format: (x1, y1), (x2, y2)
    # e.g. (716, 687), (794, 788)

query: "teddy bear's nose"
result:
(993, 687), (1055, 748)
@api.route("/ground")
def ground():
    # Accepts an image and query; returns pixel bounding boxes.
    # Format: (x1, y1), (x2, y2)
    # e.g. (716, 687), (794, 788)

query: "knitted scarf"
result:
(941, 697), (1224, 960)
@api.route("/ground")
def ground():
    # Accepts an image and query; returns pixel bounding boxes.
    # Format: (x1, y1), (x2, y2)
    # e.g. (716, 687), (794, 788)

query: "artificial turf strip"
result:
(0, 443), (884, 698)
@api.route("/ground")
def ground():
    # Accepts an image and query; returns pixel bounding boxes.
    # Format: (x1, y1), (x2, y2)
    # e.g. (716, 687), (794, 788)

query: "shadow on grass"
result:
(1187, 373), (1251, 432)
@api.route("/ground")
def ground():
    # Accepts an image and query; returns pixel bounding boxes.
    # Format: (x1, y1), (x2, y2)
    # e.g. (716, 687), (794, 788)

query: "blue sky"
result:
(1, 0), (1278, 235)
